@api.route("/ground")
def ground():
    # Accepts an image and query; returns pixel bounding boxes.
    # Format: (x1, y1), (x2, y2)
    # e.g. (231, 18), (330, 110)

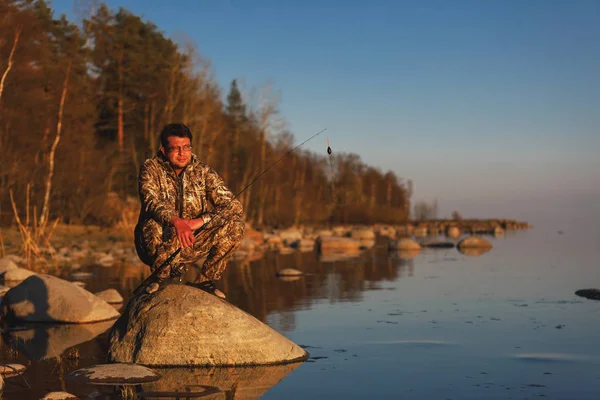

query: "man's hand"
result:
(170, 217), (195, 249)
(186, 217), (205, 231)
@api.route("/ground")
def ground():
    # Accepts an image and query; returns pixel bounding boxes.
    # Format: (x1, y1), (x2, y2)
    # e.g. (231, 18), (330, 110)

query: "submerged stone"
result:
(1, 274), (120, 323)
(68, 363), (160, 384)
(108, 284), (308, 366)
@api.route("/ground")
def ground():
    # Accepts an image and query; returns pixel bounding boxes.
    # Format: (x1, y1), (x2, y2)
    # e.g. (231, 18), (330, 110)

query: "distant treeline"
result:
(0, 1), (411, 227)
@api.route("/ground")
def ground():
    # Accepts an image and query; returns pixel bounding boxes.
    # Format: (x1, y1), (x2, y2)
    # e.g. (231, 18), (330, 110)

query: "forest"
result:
(0, 0), (412, 230)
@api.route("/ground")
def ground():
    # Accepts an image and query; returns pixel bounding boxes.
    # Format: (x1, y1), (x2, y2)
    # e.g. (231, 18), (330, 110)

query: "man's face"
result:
(162, 136), (192, 170)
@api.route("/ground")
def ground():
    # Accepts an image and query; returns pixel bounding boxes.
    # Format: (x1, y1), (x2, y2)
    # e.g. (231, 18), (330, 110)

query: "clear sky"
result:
(51, 0), (600, 224)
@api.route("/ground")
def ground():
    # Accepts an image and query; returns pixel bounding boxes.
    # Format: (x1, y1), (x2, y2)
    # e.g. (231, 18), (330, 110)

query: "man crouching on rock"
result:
(134, 123), (245, 298)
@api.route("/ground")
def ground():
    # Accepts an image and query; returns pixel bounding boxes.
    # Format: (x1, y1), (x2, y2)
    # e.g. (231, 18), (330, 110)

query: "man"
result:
(134, 123), (245, 298)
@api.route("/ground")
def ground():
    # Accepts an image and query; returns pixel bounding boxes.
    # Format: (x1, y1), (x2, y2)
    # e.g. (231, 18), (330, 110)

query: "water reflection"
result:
(3, 320), (114, 360)
(138, 363), (302, 400)
(458, 247), (492, 257)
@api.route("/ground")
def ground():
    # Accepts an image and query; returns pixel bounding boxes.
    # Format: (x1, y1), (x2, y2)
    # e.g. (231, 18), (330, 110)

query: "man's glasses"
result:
(167, 145), (192, 154)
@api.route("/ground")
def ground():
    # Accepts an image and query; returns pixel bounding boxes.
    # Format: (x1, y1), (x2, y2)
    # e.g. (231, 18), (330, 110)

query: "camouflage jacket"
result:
(136, 151), (244, 241)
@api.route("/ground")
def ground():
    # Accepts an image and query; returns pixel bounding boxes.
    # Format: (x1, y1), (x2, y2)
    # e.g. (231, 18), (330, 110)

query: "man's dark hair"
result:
(160, 123), (193, 149)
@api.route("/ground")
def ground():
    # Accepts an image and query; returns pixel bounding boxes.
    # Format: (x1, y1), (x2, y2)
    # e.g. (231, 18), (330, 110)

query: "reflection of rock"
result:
(421, 241), (455, 249)
(318, 248), (361, 263)
(575, 289), (600, 301)
(108, 284), (308, 366)
(1, 274), (120, 323)
(458, 247), (491, 257)
(392, 250), (421, 260)
(140, 363), (302, 400)
(3, 320), (114, 360)
(276, 268), (303, 277)
(68, 363), (160, 384)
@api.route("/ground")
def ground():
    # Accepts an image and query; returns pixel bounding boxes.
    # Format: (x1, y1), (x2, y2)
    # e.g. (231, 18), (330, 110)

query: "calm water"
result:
(2, 222), (600, 399)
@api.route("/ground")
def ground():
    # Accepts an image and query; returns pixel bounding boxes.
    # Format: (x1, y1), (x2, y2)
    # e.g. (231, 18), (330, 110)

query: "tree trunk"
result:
(39, 60), (72, 228)
(0, 27), (21, 102)
(117, 50), (124, 152)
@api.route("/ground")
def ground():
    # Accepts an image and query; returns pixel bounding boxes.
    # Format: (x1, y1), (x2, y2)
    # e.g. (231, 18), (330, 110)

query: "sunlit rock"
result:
(317, 236), (360, 252)
(276, 268), (303, 277)
(139, 363), (302, 400)
(359, 239), (376, 249)
(108, 284), (308, 366)
(0, 285), (10, 297)
(493, 226), (504, 236)
(389, 238), (421, 251)
(332, 226), (349, 237)
(68, 363), (160, 384)
(316, 229), (333, 238)
(95, 288), (124, 304)
(457, 236), (493, 249)
(575, 289), (600, 301)
(0, 258), (18, 275)
(1, 274), (120, 323)
(72, 281), (86, 289)
(41, 392), (79, 400)
(446, 226), (461, 239)
(0, 364), (26, 378)
(350, 228), (375, 240)
(3, 267), (36, 283)
(3, 320), (114, 360)
(97, 254), (115, 267)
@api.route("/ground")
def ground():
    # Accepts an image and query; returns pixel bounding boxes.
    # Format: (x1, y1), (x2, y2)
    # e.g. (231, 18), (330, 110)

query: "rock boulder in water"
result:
(575, 289), (600, 301)
(108, 284), (308, 366)
(0, 274), (120, 323)
(3, 267), (36, 283)
(457, 236), (493, 249)
(276, 268), (303, 277)
(41, 392), (79, 400)
(389, 238), (421, 251)
(95, 289), (123, 304)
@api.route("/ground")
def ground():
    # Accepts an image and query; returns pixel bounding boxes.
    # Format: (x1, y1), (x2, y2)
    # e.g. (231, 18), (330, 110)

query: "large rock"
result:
(277, 229), (303, 245)
(1, 274), (120, 323)
(41, 392), (79, 400)
(389, 238), (421, 251)
(0, 258), (18, 275)
(3, 267), (36, 283)
(138, 363), (302, 400)
(575, 289), (600, 301)
(3, 320), (114, 360)
(457, 236), (493, 249)
(108, 284), (308, 366)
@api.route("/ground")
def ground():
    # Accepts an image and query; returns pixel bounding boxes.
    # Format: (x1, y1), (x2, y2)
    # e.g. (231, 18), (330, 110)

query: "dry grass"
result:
(9, 184), (59, 271)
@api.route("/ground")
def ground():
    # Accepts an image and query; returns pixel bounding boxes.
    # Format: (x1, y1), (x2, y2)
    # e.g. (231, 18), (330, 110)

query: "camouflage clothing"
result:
(134, 151), (244, 282)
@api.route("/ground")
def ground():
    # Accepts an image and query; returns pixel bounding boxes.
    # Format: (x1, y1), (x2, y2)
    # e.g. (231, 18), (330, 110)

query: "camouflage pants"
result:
(135, 218), (244, 282)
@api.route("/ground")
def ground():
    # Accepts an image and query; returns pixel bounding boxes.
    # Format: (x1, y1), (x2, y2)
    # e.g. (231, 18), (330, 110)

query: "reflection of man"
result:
(134, 123), (244, 298)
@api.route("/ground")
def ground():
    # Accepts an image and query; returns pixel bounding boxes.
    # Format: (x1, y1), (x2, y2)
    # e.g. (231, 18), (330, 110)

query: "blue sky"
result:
(51, 0), (600, 223)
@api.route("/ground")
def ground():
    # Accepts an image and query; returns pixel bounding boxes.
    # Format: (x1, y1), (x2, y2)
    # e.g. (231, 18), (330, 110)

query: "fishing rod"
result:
(133, 128), (328, 295)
